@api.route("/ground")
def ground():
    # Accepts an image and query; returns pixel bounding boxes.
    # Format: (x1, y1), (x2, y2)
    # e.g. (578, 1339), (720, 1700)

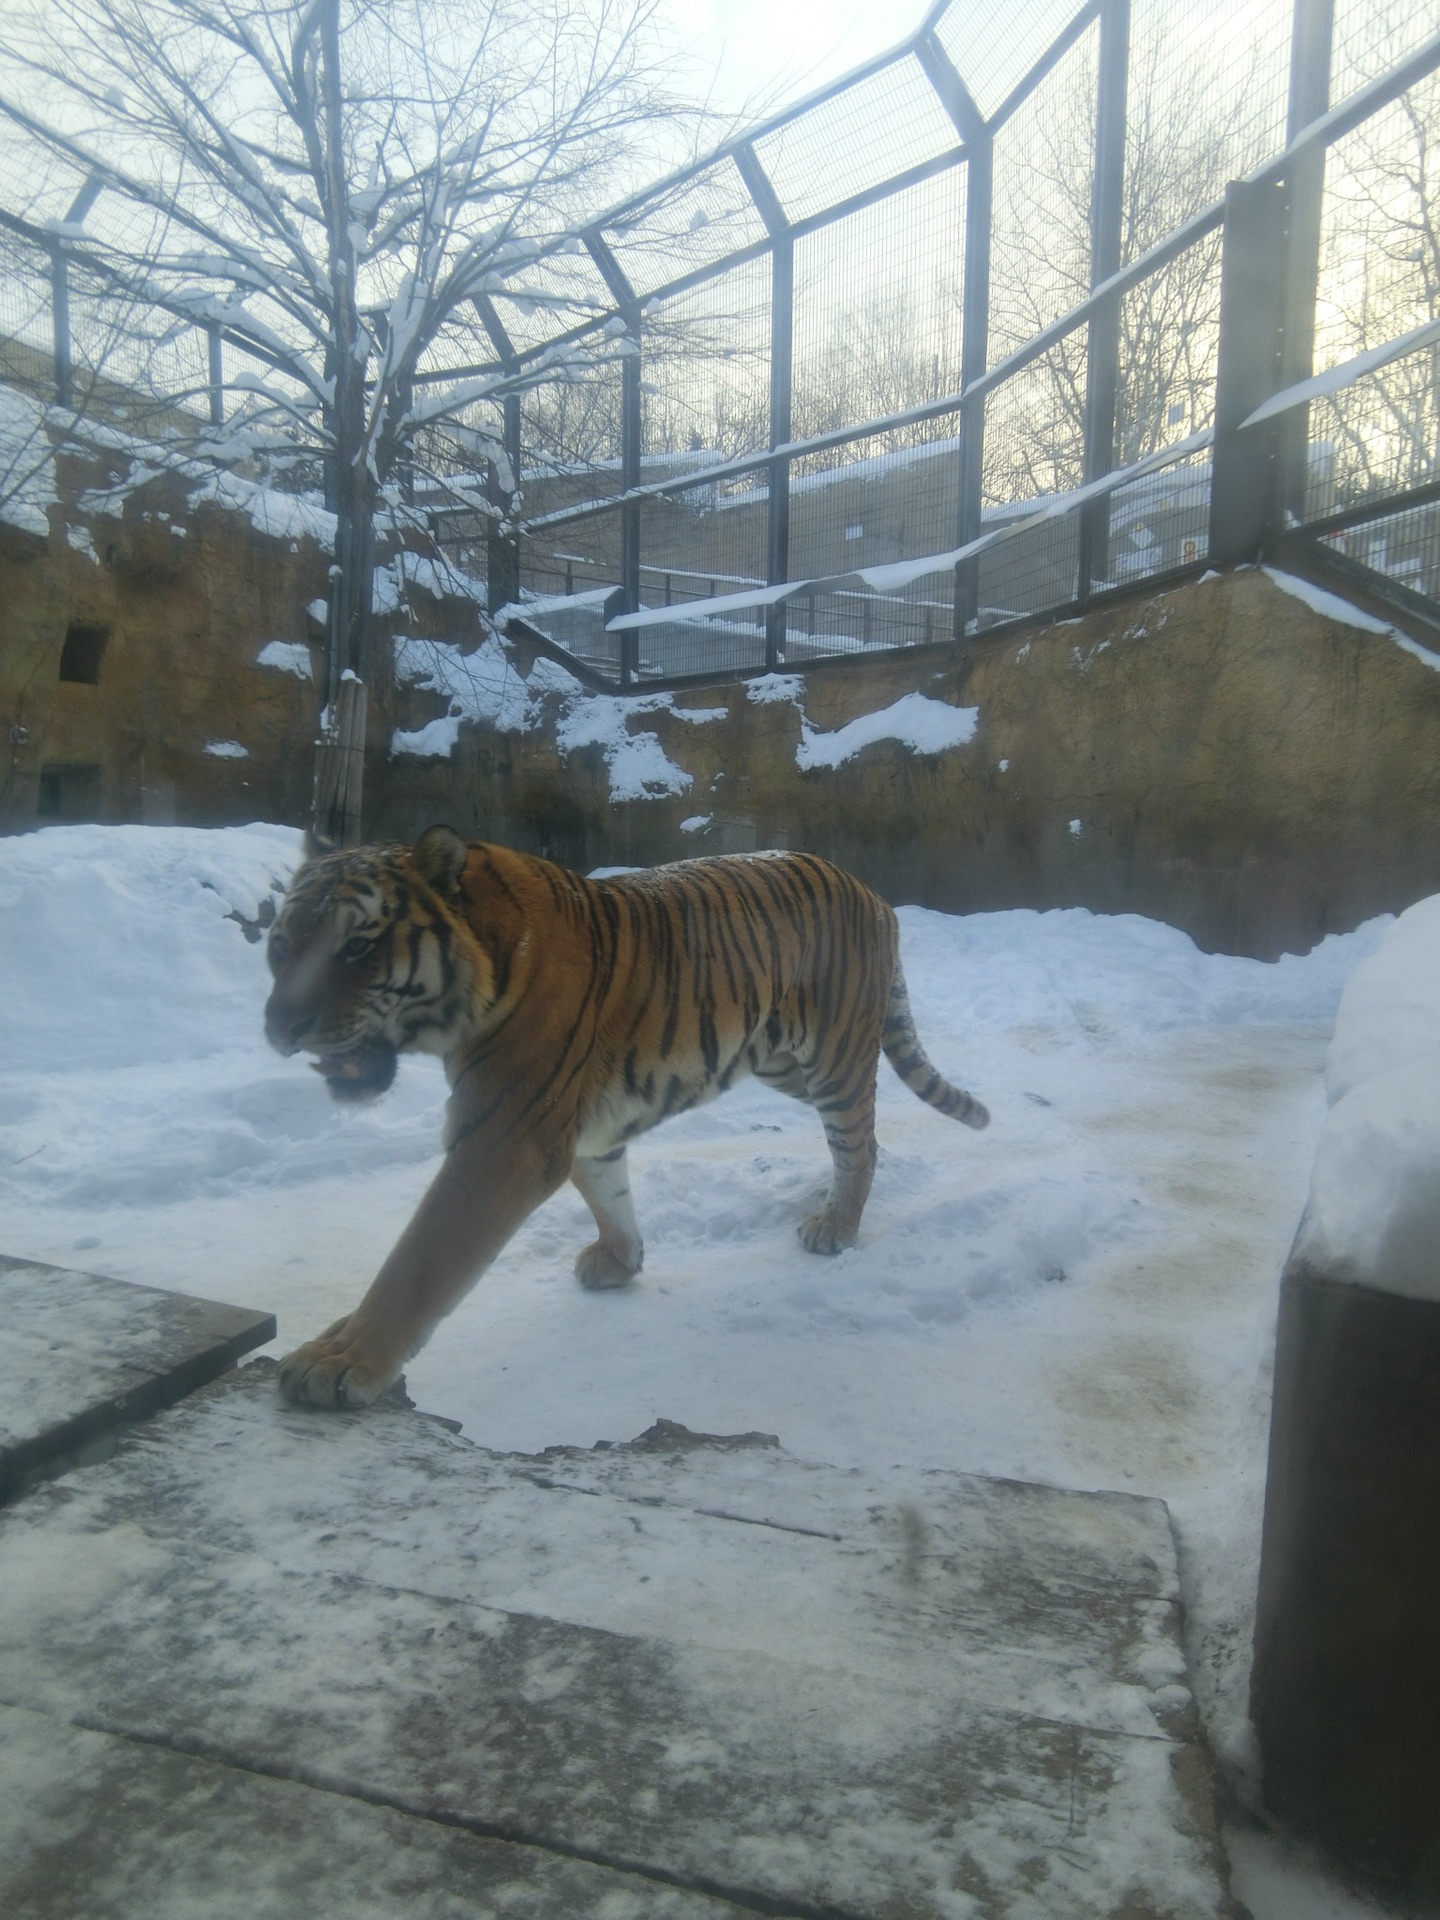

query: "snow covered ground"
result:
(0, 822), (1402, 1916)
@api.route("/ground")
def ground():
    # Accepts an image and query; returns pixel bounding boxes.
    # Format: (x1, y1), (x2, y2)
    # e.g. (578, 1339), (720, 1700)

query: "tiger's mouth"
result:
(311, 1038), (398, 1104)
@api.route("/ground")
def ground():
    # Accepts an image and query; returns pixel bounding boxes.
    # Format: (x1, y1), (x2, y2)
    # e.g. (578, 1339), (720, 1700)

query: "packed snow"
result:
(1294, 895), (1440, 1301)
(0, 822), (1409, 1915)
(390, 635), (977, 791)
(255, 640), (313, 680)
(794, 691), (979, 769)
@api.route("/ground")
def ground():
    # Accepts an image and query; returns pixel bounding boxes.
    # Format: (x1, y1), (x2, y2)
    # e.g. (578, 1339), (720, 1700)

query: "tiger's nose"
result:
(265, 998), (315, 1055)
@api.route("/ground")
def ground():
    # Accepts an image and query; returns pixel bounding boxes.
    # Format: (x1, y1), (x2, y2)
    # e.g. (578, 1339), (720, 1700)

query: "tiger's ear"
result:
(300, 827), (336, 864)
(413, 824), (469, 898)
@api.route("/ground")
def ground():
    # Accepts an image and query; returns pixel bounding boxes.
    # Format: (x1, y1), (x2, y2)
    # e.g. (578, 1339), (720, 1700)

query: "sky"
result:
(661, 0), (911, 125)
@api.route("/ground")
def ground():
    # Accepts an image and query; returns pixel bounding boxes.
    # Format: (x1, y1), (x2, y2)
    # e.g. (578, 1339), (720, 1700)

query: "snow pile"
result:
(0, 825), (450, 1208)
(556, 692), (724, 801)
(392, 632), (728, 801)
(390, 633), (574, 759)
(371, 548), (486, 617)
(255, 640), (313, 680)
(0, 825), (296, 1075)
(0, 386), (58, 537)
(1295, 894), (1440, 1299)
(745, 676), (980, 770)
(796, 691), (978, 769)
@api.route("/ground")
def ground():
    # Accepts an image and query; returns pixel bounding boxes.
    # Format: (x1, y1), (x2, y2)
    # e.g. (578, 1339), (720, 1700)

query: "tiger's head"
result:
(264, 824), (473, 1103)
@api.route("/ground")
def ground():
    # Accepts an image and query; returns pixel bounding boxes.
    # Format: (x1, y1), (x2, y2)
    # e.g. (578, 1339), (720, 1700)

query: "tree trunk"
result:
(311, 672), (367, 849)
(309, 0), (373, 847)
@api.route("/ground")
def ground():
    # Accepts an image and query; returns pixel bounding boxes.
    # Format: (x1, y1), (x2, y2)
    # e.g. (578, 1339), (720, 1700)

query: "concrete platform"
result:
(0, 1255), (275, 1504)
(0, 1335), (1234, 1920)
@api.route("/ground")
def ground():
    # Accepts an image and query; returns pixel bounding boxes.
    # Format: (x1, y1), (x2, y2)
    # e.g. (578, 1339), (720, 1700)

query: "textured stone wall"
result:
(0, 450), (326, 831)
(369, 569), (1440, 960)
(5, 447), (1440, 962)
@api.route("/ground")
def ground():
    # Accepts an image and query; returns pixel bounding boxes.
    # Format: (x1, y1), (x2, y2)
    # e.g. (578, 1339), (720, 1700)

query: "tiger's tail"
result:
(882, 966), (990, 1129)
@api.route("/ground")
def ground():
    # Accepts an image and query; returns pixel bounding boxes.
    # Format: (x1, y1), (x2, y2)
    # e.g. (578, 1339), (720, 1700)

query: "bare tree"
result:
(0, 0), (679, 839)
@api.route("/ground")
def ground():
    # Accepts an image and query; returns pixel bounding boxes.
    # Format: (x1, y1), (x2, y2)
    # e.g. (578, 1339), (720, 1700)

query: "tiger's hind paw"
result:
(575, 1241), (642, 1290)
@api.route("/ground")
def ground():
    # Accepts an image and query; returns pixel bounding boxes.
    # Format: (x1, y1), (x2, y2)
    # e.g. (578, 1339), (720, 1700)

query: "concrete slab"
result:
(0, 1702), (753, 1920)
(0, 1362), (1233, 1919)
(0, 1255), (275, 1504)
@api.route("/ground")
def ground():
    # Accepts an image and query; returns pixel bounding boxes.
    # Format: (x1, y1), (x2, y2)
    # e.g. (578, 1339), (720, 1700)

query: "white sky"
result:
(660, 0), (916, 124)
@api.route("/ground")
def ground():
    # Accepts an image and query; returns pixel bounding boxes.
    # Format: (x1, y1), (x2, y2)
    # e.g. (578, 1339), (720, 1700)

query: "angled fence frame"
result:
(1, 0), (1437, 690)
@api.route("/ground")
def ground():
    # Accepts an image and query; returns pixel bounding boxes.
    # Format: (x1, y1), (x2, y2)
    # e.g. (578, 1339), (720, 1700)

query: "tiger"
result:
(264, 826), (989, 1409)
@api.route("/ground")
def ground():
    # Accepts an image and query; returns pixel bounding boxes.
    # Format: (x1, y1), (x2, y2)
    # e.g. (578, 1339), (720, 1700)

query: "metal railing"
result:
(2, 0), (1437, 689)
(471, 0), (1440, 686)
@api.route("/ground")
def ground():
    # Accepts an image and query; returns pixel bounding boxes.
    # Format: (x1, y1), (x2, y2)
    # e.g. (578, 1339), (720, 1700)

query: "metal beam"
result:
(619, 331), (642, 685)
(1209, 177), (1292, 565)
(733, 142), (789, 239)
(1078, 0), (1130, 596)
(987, 1), (1103, 133)
(766, 232), (794, 668)
(64, 173), (105, 226)
(50, 246), (71, 408)
(1278, 0), (1335, 524)
(954, 132), (992, 637)
(472, 293), (518, 366)
(582, 227), (637, 309)
(415, 146), (969, 388)
(206, 321), (224, 427)
(915, 33), (987, 146)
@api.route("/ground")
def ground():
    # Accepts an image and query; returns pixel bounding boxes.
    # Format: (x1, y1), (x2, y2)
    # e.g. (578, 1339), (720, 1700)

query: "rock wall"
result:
(5, 434), (1440, 962)
(369, 568), (1440, 960)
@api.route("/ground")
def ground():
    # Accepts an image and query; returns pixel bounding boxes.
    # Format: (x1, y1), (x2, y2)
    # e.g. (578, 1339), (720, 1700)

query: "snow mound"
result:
(0, 824), (448, 1207)
(796, 693), (978, 770)
(0, 824), (300, 1074)
(1296, 893), (1440, 1301)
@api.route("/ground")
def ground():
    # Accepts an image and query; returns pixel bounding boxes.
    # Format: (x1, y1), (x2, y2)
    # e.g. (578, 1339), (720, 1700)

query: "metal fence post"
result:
(1078, 0), (1131, 597)
(50, 246), (71, 409)
(583, 230), (642, 686)
(1209, 176), (1294, 565)
(484, 395), (523, 617)
(735, 143), (793, 671)
(620, 327), (642, 688)
(955, 137), (993, 637)
(206, 323), (225, 428)
(474, 295), (523, 616)
(1280, 0), (1335, 523)
(916, 34), (991, 640)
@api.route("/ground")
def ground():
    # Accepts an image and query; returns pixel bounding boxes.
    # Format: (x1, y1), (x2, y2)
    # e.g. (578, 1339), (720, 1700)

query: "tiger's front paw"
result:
(276, 1316), (397, 1409)
(575, 1241), (642, 1290)
(798, 1208), (856, 1256)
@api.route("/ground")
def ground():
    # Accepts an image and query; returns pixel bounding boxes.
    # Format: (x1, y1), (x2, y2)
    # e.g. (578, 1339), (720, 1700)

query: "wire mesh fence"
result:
(1, 0), (1437, 686)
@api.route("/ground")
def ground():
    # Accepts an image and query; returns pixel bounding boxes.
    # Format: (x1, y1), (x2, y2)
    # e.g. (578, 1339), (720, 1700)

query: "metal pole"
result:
(620, 321), (642, 688)
(206, 323), (225, 428)
(735, 141), (794, 672)
(767, 233), (794, 669)
(579, 231), (643, 684)
(1078, 0), (1130, 597)
(1209, 176), (1293, 564)
(955, 134), (992, 637)
(51, 247), (71, 409)
(1280, 0), (1335, 523)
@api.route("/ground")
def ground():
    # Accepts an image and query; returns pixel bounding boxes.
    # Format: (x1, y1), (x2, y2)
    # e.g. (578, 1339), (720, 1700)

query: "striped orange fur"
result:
(264, 826), (987, 1408)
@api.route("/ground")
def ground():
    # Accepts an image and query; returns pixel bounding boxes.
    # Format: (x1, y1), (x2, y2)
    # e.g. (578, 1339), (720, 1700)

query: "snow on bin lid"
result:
(1297, 895), (1440, 1301)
